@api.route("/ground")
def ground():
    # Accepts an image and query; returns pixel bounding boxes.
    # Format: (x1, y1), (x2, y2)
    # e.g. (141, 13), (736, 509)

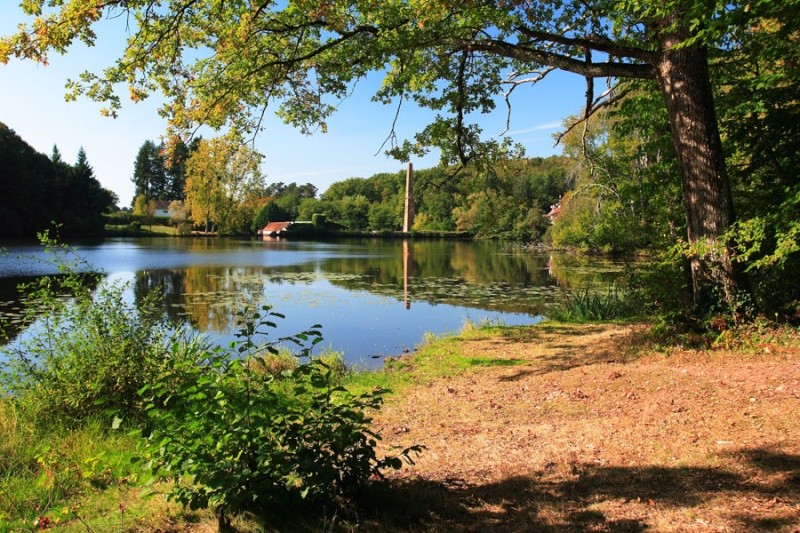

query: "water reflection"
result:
(547, 253), (628, 289)
(1, 238), (628, 365)
(316, 240), (565, 315)
(404, 240), (411, 310)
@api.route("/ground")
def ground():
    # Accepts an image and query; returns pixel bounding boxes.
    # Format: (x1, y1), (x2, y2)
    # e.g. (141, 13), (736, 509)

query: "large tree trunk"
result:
(653, 26), (749, 316)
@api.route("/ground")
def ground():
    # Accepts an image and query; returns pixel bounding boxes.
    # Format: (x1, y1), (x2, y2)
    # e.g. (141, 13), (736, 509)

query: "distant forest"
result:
(127, 132), (573, 240)
(275, 158), (572, 240)
(0, 123), (116, 238)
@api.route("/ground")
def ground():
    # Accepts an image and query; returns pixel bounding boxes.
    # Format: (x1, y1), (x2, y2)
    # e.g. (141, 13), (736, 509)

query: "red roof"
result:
(545, 204), (561, 223)
(259, 221), (294, 235)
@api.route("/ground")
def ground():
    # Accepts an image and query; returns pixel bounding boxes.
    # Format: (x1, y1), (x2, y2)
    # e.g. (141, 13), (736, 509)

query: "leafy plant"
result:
(137, 307), (421, 528)
(0, 234), (175, 423)
(547, 287), (637, 322)
(0, 234), (421, 529)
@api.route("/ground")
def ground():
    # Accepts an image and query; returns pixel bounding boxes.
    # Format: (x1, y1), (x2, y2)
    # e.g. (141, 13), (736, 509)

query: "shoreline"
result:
(354, 320), (800, 531)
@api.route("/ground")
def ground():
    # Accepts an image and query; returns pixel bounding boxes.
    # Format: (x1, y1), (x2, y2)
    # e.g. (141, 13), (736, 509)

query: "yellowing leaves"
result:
(129, 87), (148, 103)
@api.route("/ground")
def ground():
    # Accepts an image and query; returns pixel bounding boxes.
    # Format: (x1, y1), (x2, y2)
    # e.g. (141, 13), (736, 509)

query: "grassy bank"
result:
(103, 223), (181, 237)
(2, 320), (799, 531)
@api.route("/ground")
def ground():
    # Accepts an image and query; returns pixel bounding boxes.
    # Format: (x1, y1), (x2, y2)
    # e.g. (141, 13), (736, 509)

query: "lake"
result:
(0, 237), (627, 367)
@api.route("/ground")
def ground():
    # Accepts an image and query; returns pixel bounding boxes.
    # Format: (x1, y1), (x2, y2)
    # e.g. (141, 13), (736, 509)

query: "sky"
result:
(0, 4), (586, 207)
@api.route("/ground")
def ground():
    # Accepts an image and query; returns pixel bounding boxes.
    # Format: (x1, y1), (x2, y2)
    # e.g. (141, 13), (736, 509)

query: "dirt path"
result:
(369, 323), (800, 531)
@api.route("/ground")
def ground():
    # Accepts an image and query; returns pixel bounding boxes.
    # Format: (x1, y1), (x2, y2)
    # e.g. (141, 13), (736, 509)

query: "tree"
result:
(3, 0), (797, 315)
(252, 201), (290, 232)
(131, 140), (168, 203)
(132, 194), (152, 217)
(550, 103), (682, 252)
(185, 137), (266, 234)
(0, 126), (114, 237)
(0, 123), (51, 236)
(53, 147), (116, 235)
(164, 136), (202, 201)
(50, 145), (64, 165)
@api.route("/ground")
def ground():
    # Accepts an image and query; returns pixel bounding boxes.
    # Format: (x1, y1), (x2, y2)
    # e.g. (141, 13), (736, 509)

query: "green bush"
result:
(311, 213), (327, 227)
(137, 308), (421, 527)
(0, 238), (175, 423)
(0, 236), (421, 528)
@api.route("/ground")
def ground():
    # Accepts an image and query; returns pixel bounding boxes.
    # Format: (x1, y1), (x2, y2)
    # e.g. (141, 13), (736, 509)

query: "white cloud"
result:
(505, 121), (563, 135)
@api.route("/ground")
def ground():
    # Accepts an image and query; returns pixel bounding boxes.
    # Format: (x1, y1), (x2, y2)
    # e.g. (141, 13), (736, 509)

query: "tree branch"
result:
(454, 48), (471, 166)
(467, 39), (655, 79)
(499, 66), (556, 136)
(554, 84), (631, 145)
(376, 93), (404, 156)
(516, 26), (657, 62)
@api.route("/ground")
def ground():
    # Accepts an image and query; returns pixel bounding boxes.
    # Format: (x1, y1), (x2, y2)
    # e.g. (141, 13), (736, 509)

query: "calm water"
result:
(0, 237), (626, 367)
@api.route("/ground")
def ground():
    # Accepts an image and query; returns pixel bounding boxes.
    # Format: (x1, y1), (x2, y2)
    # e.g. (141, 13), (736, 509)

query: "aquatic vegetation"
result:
(547, 287), (638, 322)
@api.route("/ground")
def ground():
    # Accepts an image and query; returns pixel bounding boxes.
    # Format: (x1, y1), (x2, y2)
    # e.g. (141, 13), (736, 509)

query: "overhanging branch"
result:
(467, 39), (655, 80)
(516, 26), (656, 62)
(554, 84), (631, 145)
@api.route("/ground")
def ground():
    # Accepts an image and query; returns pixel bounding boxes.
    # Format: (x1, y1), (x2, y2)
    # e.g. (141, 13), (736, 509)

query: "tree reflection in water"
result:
(3, 239), (629, 364)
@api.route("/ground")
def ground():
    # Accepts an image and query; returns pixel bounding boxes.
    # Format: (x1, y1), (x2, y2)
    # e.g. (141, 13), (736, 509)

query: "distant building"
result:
(153, 200), (171, 218)
(545, 203), (562, 223)
(258, 221), (295, 236)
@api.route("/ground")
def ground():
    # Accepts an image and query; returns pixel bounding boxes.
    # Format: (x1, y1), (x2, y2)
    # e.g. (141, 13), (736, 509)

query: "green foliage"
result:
(715, 15), (800, 321)
(0, 236), (420, 526)
(627, 244), (758, 330)
(132, 140), (169, 204)
(262, 182), (318, 222)
(547, 287), (637, 322)
(132, 138), (199, 204)
(252, 201), (290, 232)
(137, 308), (420, 522)
(0, 235), (174, 424)
(309, 158), (568, 236)
(368, 202), (402, 232)
(548, 98), (682, 253)
(311, 213), (327, 228)
(0, 124), (115, 238)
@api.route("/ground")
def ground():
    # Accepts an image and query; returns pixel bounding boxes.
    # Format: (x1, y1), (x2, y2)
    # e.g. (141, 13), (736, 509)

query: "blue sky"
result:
(0, 4), (586, 207)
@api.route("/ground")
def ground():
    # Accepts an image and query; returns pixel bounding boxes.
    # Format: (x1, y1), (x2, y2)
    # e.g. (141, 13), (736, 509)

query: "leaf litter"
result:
(367, 322), (800, 531)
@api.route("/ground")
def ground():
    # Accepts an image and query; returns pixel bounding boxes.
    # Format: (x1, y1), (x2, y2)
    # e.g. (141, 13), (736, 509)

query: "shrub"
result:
(0, 236), (421, 528)
(137, 308), (421, 528)
(547, 287), (638, 322)
(0, 237), (175, 423)
(312, 213), (326, 227)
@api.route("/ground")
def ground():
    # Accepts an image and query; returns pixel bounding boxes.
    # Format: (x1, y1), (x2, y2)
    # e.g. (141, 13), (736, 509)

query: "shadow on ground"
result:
(353, 446), (800, 532)
(488, 324), (651, 379)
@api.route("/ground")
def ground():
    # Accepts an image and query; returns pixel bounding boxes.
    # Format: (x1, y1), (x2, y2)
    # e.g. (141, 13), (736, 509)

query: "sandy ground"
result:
(368, 323), (800, 532)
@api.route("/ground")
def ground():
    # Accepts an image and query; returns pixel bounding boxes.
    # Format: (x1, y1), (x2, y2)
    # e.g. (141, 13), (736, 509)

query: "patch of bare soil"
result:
(367, 323), (800, 532)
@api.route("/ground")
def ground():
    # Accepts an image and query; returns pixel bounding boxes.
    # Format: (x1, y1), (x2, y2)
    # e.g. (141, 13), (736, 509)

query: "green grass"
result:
(0, 317), (532, 530)
(343, 320), (516, 395)
(0, 403), (146, 530)
(547, 287), (638, 322)
(105, 223), (180, 236)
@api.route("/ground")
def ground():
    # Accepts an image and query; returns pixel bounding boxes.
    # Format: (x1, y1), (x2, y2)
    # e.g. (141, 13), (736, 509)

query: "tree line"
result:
(128, 129), (570, 240)
(276, 157), (569, 240)
(0, 123), (116, 238)
(3, 0), (797, 323)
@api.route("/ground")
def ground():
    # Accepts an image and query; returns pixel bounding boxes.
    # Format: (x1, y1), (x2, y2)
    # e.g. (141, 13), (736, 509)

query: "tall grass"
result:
(547, 287), (638, 322)
(0, 399), (142, 529)
(0, 237), (420, 529)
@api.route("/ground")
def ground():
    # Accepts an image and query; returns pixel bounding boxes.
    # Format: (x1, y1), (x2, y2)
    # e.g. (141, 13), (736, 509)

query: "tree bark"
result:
(653, 25), (749, 314)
